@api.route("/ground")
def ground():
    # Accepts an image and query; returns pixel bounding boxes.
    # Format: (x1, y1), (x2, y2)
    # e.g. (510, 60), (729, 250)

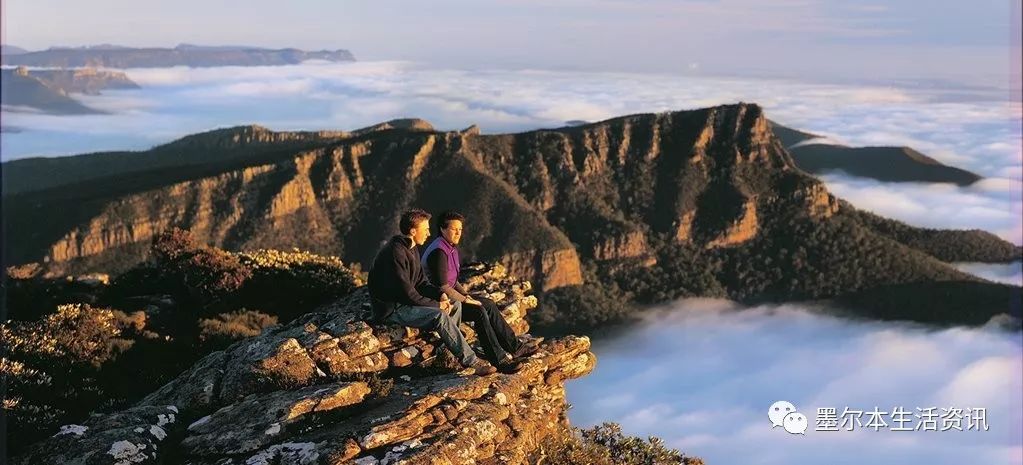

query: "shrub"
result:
(148, 228), (252, 308)
(102, 263), (171, 306)
(151, 227), (201, 262)
(237, 249), (363, 319)
(198, 309), (279, 350)
(535, 422), (702, 465)
(4, 269), (108, 322)
(181, 247), (252, 304)
(532, 283), (636, 335)
(1, 303), (133, 453)
(1, 303), (128, 367)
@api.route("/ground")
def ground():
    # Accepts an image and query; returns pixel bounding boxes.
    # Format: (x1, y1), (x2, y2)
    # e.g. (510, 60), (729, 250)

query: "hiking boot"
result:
(496, 358), (524, 374)
(519, 334), (544, 346)
(511, 335), (543, 359)
(465, 358), (496, 376)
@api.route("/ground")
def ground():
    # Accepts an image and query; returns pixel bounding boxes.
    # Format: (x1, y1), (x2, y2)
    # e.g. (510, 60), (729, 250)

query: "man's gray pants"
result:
(385, 301), (478, 366)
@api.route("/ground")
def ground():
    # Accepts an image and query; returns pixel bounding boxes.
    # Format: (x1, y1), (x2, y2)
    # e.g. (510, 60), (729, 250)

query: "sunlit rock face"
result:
(5, 103), (817, 287)
(6, 104), (1019, 326)
(11, 263), (597, 465)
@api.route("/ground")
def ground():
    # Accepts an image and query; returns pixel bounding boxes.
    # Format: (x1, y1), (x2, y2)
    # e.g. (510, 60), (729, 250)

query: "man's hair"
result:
(399, 209), (431, 234)
(438, 210), (466, 230)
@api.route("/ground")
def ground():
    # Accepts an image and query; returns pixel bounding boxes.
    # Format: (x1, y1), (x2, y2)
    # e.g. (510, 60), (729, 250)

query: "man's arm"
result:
(393, 246), (439, 307)
(426, 249), (469, 303)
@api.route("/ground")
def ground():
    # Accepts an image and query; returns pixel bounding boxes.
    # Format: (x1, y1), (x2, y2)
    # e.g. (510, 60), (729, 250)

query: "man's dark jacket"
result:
(368, 235), (442, 320)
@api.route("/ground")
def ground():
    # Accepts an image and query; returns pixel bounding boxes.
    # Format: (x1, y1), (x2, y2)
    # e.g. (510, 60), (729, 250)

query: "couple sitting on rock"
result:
(368, 209), (541, 375)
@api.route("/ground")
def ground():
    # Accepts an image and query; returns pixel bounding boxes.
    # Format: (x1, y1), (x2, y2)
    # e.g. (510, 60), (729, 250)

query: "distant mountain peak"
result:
(1, 44), (29, 55)
(174, 43), (267, 52)
(48, 43), (132, 51)
(158, 124), (347, 152)
(896, 146), (943, 165)
(2, 45), (357, 68)
(769, 120), (982, 185)
(351, 118), (435, 135)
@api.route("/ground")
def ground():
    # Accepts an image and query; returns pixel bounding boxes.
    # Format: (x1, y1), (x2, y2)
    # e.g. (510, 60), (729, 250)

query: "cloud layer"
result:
(566, 300), (1023, 465)
(1, 61), (1019, 243)
(952, 261), (1023, 287)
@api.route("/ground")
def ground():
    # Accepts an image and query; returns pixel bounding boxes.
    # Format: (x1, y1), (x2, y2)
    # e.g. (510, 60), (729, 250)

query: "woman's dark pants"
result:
(462, 296), (522, 363)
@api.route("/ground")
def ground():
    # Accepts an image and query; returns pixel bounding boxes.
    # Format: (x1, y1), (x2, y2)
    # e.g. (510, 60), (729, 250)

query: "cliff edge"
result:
(11, 263), (597, 465)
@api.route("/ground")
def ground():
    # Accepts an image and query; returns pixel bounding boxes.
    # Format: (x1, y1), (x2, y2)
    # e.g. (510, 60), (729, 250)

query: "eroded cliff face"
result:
(591, 230), (651, 262)
(706, 198), (758, 249)
(9, 103), (840, 291)
(501, 248), (585, 292)
(164, 125), (350, 151)
(24, 67), (141, 95)
(465, 103), (835, 256)
(8, 123), (581, 289)
(13, 264), (596, 465)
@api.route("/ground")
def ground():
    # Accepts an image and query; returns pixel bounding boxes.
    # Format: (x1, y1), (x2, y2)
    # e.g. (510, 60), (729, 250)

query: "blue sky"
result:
(3, 0), (1020, 85)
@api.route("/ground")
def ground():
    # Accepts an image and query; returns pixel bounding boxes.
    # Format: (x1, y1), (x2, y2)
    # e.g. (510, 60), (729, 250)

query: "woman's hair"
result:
(438, 210), (465, 229)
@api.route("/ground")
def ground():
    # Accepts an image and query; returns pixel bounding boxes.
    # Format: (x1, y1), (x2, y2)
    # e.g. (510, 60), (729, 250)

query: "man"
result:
(422, 211), (540, 372)
(368, 208), (496, 376)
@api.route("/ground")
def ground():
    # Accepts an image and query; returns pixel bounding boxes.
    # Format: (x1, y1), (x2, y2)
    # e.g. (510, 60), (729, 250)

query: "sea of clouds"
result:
(566, 299), (1023, 465)
(1, 60), (1020, 245)
(953, 261), (1023, 287)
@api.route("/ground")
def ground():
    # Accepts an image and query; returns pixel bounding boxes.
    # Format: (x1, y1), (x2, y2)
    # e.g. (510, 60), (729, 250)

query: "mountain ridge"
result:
(1, 67), (105, 114)
(1, 44), (356, 68)
(768, 121), (983, 185)
(1, 120), (439, 196)
(4, 104), (1020, 327)
(18, 66), (141, 95)
(5, 256), (639, 464)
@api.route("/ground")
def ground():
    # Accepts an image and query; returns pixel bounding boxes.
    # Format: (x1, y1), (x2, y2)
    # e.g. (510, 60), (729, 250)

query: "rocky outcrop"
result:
(674, 211), (696, 242)
(17, 67), (141, 95)
(165, 125), (349, 151)
(12, 404), (182, 465)
(706, 198), (758, 248)
(13, 264), (596, 465)
(351, 118), (435, 136)
(465, 103), (799, 253)
(591, 230), (652, 262)
(501, 248), (584, 291)
(1, 67), (104, 114)
(794, 183), (840, 219)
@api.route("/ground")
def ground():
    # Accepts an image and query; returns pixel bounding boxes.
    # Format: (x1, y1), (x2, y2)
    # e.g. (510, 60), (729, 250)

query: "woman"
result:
(421, 210), (541, 372)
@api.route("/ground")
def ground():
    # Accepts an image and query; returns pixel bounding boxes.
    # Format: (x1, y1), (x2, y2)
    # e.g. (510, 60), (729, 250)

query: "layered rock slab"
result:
(14, 264), (595, 465)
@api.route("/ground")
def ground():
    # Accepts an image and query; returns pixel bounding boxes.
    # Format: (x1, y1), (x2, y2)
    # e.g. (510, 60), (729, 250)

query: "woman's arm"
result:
(426, 248), (468, 302)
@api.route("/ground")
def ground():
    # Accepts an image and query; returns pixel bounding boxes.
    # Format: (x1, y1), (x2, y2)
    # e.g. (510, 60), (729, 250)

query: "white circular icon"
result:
(768, 400), (797, 428)
(783, 411), (808, 434)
